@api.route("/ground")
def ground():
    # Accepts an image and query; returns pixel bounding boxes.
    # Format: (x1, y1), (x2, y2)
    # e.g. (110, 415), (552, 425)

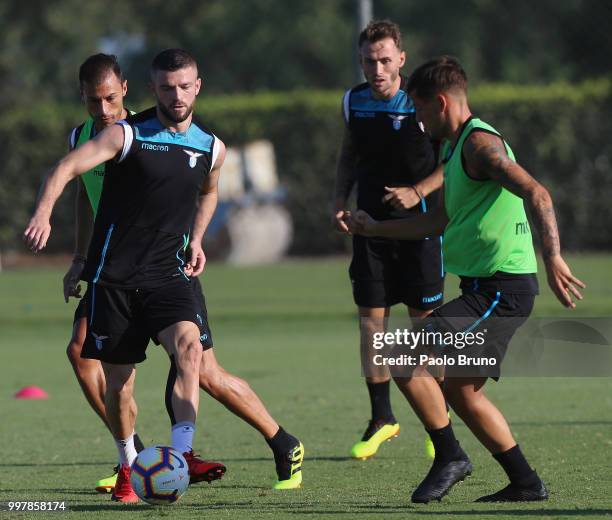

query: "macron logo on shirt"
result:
(142, 142), (169, 152)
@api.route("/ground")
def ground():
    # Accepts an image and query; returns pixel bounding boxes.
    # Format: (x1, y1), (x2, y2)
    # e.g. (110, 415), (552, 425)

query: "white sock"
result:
(171, 421), (196, 454)
(115, 432), (138, 467)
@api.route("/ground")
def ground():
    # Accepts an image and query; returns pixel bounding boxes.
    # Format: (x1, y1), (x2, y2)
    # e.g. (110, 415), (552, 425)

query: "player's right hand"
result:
(23, 215), (51, 252)
(382, 186), (421, 210)
(333, 209), (351, 234)
(63, 260), (85, 302)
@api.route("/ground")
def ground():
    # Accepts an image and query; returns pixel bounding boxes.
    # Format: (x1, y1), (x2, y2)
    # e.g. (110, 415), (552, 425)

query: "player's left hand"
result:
(382, 186), (421, 210)
(545, 254), (586, 308)
(347, 210), (378, 236)
(63, 259), (85, 302)
(23, 214), (51, 252)
(186, 242), (206, 277)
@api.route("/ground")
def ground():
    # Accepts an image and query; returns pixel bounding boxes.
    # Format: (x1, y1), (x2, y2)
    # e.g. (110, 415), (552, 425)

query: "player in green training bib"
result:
(62, 54), (142, 494)
(72, 117), (105, 215)
(349, 56), (584, 504)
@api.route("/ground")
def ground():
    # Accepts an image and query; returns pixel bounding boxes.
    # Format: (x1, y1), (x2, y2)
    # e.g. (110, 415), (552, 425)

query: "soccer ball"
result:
(130, 446), (189, 505)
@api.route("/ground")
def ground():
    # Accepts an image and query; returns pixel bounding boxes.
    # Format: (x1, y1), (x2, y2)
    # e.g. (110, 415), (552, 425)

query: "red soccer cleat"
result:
(111, 464), (139, 503)
(183, 451), (226, 484)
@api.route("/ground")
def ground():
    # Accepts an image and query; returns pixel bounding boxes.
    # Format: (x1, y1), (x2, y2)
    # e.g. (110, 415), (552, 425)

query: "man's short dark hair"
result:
(406, 56), (468, 99)
(79, 54), (122, 86)
(358, 20), (402, 50)
(151, 48), (198, 75)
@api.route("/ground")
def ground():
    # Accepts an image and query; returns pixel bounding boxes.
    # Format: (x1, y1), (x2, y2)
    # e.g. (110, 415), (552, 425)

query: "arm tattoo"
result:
(464, 132), (513, 180)
(465, 131), (561, 258)
(530, 191), (561, 258)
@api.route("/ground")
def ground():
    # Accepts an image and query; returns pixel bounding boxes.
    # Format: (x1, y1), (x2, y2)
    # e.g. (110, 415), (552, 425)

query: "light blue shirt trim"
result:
(134, 118), (213, 152)
(350, 88), (415, 114)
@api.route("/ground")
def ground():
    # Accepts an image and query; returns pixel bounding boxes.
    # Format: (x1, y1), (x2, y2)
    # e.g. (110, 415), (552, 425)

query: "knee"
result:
(392, 362), (425, 385)
(66, 320), (87, 367)
(392, 375), (415, 392)
(176, 336), (202, 372)
(445, 386), (481, 413)
(360, 318), (384, 337)
(105, 374), (134, 399)
(66, 340), (81, 366)
(129, 398), (138, 416)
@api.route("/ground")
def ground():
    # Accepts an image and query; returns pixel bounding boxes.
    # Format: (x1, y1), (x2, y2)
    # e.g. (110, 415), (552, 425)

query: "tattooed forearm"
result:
(528, 187), (561, 258)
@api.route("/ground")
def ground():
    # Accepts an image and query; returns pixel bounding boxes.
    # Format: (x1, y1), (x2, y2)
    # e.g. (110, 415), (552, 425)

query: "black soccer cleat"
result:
(411, 450), (472, 504)
(475, 478), (548, 502)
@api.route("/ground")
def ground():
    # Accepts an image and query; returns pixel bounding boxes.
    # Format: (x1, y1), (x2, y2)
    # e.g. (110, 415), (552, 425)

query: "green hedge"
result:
(2, 78), (611, 255)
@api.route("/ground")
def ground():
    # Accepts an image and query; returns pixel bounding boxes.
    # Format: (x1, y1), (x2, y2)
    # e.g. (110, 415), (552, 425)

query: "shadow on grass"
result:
(0, 488), (108, 496)
(218, 456), (351, 463)
(66, 502), (612, 517)
(402, 509), (612, 517)
(68, 504), (142, 512)
(511, 420), (612, 427)
(0, 461), (110, 468)
(216, 484), (270, 490)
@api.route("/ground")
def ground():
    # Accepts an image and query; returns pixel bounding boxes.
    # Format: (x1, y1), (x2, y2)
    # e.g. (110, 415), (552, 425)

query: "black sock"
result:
(493, 444), (539, 487)
(427, 423), (462, 463)
(266, 426), (297, 455)
(366, 381), (395, 422)
(133, 433), (145, 453)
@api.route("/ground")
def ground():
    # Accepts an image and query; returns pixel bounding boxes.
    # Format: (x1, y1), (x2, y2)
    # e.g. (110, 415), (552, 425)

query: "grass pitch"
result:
(0, 255), (611, 519)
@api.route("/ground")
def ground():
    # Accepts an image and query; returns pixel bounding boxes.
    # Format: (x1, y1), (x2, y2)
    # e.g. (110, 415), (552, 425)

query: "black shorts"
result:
(422, 288), (535, 380)
(350, 235), (444, 309)
(74, 298), (88, 322)
(189, 277), (214, 349)
(81, 278), (213, 365)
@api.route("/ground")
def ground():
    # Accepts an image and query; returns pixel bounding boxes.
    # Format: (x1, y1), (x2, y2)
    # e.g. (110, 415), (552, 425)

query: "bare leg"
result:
(359, 306), (434, 381)
(101, 363), (140, 502)
(158, 321), (202, 425)
(393, 365), (449, 430)
(407, 306), (445, 381)
(101, 363), (137, 439)
(67, 317), (139, 434)
(359, 306), (390, 383)
(199, 348), (278, 439)
(67, 317), (110, 428)
(444, 377), (516, 453)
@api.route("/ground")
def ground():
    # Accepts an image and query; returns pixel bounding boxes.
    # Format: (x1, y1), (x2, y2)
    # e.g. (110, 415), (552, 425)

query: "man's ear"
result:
(399, 50), (406, 68)
(437, 93), (448, 114)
